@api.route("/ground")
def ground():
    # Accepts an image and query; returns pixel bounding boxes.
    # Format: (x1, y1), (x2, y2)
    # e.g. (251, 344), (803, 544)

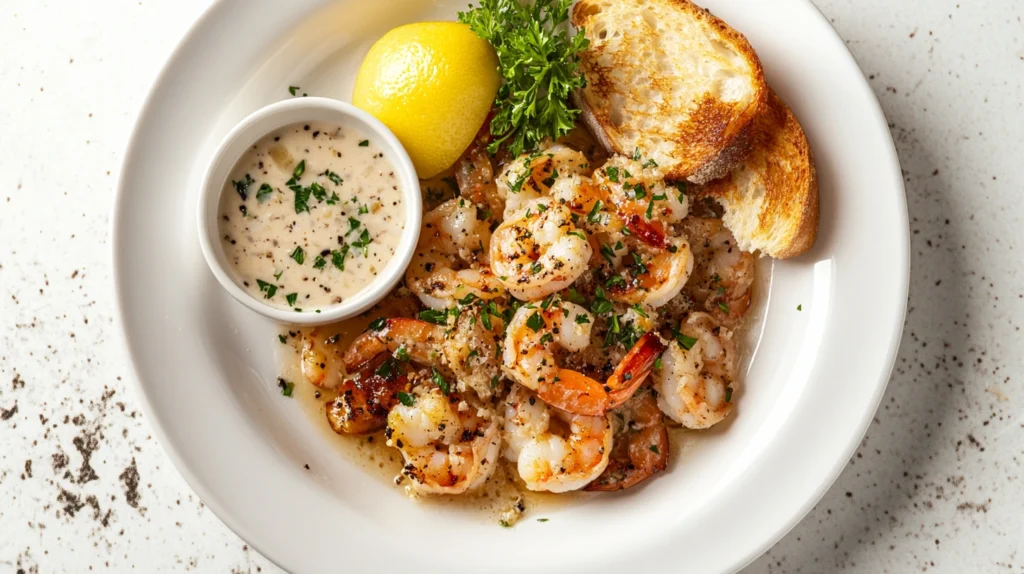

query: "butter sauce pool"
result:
(218, 121), (405, 312)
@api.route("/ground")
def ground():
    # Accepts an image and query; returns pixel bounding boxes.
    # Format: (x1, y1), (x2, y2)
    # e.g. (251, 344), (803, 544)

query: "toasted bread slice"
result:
(698, 90), (818, 259)
(571, 0), (767, 184)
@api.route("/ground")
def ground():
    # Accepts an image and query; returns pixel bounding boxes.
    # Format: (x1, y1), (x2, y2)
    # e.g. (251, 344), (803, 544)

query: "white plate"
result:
(111, 1), (909, 572)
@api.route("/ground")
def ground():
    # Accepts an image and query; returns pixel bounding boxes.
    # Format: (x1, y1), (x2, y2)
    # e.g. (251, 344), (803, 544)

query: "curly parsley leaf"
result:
(458, 0), (590, 157)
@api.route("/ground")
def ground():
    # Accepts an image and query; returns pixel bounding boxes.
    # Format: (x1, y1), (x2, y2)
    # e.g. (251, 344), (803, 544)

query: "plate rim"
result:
(109, 0), (911, 572)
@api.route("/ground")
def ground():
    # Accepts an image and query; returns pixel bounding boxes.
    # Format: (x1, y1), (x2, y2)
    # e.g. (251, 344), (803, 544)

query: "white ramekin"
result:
(196, 97), (421, 326)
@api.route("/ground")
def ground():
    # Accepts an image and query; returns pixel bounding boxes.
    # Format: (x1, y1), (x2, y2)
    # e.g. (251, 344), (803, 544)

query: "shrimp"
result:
(343, 318), (446, 372)
(498, 145), (592, 218)
(490, 198), (593, 301)
(590, 156), (689, 227)
(387, 382), (501, 495)
(454, 127), (504, 221)
(586, 389), (669, 491)
(681, 217), (755, 326)
(602, 232), (695, 309)
(503, 384), (612, 493)
(406, 199), (505, 310)
(502, 302), (666, 416)
(655, 312), (738, 429)
(441, 306), (503, 399)
(301, 329), (346, 389)
(325, 353), (411, 435)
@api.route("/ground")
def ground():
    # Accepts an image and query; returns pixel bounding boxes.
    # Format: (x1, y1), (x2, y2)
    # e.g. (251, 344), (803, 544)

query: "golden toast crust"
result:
(700, 90), (818, 259)
(572, 0), (767, 183)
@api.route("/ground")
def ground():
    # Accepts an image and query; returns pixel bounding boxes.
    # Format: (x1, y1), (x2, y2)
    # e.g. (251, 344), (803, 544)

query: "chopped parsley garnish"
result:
(600, 244), (616, 265)
(604, 166), (620, 183)
(286, 293), (298, 306)
(632, 147), (642, 161)
(312, 255), (326, 269)
(232, 174), (254, 201)
(278, 334), (287, 344)
(431, 368), (450, 395)
(566, 287), (586, 305)
(797, 304), (803, 311)
(256, 279), (277, 299)
(288, 86), (300, 96)
(293, 185), (311, 214)
(351, 228), (373, 256)
(256, 183), (274, 203)
(509, 171), (528, 194)
(642, 158), (658, 169)
(653, 356), (662, 370)
(290, 246), (305, 265)
(674, 181), (687, 202)
(630, 252), (649, 276)
(458, 293), (478, 306)
(605, 275), (626, 289)
(631, 304), (648, 318)
(323, 170), (343, 185)
(676, 332), (698, 350)
(326, 192), (340, 205)
(368, 317), (388, 331)
(718, 301), (731, 314)
(568, 230), (586, 240)
(309, 181), (327, 202)
(358, 139), (370, 147)
(645, 197), (656, 219)
(529, 262), (543, 275)
(279, 380), (295, 397)
(649, 444), (660, 454)
(332, 245), (350, 271)
(574, 313), (590, 324)
(586, 200), (604, 224)
(725, 387), (733, 403)
(292, 159), (305, 180)
(375, 357), (399, 380)
(394, 345), (410, 362)
(418, 308), (453, 325)
(397, 392), (415, 407)
(347, 217), (362, 233)
(274, 270), (283, 280)
(525, 311), (545, 332)
(358, 204), (369, 215)
(590, 290), (613, 315)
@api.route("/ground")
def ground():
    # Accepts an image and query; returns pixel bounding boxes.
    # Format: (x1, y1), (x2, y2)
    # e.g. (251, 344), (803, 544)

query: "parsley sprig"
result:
(458, 0), (590, 157)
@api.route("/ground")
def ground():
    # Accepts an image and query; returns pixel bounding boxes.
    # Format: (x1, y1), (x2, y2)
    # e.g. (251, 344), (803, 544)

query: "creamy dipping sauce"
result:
(218, 121), (405, 312)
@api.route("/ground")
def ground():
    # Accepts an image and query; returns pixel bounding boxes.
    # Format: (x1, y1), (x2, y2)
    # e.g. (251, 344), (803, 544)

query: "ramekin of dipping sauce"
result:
(197, 97), (421, 325)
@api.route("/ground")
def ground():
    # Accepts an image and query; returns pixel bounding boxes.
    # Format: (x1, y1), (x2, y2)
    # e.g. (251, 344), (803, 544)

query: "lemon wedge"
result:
(353, 22), (500, 179)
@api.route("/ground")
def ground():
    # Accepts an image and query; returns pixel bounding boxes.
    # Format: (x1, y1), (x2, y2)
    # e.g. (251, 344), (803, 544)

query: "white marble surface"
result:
(1, 0), (1022, 572)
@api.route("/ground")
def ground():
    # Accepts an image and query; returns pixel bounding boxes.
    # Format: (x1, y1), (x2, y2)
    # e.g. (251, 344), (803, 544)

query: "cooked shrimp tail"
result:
(605, 332), (667, 409)
(586, 390), (669, 491)
(343, 318), (445, 371)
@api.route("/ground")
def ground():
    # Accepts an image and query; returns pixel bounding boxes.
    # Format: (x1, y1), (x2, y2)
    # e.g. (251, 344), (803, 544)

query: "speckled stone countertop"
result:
(1, 1), (1021, 572)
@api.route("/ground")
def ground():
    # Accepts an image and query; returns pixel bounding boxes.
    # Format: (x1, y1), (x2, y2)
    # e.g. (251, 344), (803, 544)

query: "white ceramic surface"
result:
(196, 97), (421, 326)
(110, 1), (908, 572)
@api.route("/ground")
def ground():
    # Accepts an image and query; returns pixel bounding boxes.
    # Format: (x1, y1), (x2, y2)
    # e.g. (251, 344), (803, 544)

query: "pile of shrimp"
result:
(299, 127), (756, 498)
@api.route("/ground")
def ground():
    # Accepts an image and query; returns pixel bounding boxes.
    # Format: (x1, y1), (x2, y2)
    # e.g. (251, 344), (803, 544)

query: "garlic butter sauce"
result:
(218, 121), (405, 311)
